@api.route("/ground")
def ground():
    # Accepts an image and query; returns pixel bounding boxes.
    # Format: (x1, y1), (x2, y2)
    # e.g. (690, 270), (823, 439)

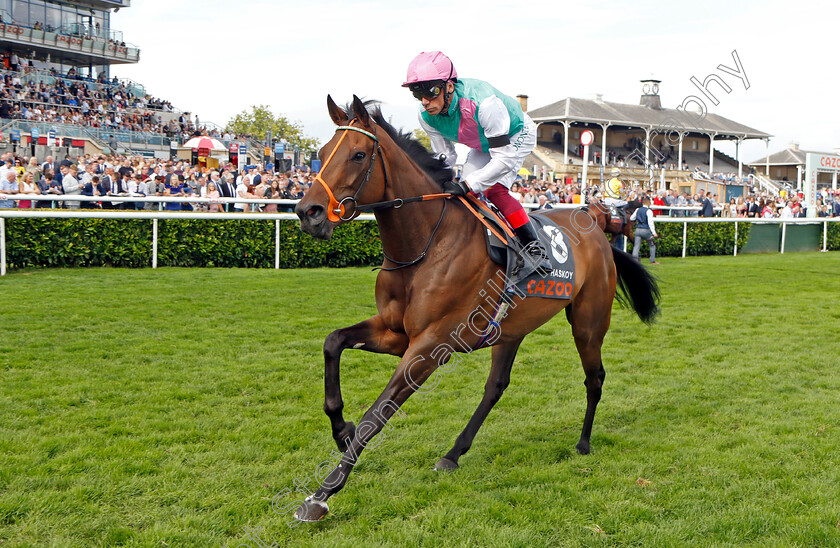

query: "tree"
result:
(226, 105), (320, 152)
(413, 128), (431, 153)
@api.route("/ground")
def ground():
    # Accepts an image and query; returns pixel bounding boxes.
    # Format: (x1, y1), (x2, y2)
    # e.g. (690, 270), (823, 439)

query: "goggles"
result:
(409, 82), (445, 101)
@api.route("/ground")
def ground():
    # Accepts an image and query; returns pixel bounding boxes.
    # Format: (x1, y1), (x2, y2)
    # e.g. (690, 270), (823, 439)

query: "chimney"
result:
(593, 93), (604, 102)
(789, 141), (800, 151)
(516, 94), (528, 112)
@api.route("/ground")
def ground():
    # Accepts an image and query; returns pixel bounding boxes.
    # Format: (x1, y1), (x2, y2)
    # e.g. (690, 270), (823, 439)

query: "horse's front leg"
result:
(296, 337), (441, 522)
(324, 315), (408, 451)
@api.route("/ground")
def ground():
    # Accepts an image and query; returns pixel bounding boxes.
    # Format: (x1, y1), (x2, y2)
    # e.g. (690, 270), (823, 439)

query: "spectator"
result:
(779, 201), (794, 218)
(687, 194), (698, 217)
(61, 164), (82, 208)
(698, 190), (714, 217)
(522, 185), (538, 205)
(761, 200), (775, 218)
(12, 157), (25, 181)
(206, 181), (223, 212)
(652, 190), (666, 216)
(747, 195), (760, 218)
(218, 173), (236, 211)
(40, 155), (56, 175)
(16, 171), (38, 208)
(0, 170), (17, 208)
(234, 175), (253, 213)
(673, 191), (687, 218)
(80, 175), (100, 209)
(25, 156), (42, 181)
(263, 179), (281, 213)
(509, 181), (523, 202)
(36, 170), (60, 208)
(736, 196), (747, 217)
(665, 189), (677, 216)
(163, 174), (184, 211)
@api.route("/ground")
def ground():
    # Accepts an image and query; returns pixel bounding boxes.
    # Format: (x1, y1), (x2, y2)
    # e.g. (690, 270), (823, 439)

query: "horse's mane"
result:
(345, 100), (453, 188)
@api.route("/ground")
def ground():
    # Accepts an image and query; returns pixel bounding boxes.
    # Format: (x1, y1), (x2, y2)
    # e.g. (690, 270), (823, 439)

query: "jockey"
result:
(403, 51), (551, 274)
(603, 168), (628, 208)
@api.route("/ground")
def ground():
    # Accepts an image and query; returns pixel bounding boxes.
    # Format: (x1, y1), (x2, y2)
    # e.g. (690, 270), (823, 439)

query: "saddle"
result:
(458, 196), (575, 300)
(608, 204), (627, 230)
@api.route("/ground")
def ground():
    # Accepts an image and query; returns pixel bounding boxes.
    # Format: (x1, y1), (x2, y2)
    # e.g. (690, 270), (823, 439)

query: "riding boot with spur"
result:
(514, 221), (552, 276)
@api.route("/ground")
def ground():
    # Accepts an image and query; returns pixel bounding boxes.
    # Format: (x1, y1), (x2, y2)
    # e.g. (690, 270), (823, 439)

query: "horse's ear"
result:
(327, 95), (348, 126)
(352, 95), (371, 127)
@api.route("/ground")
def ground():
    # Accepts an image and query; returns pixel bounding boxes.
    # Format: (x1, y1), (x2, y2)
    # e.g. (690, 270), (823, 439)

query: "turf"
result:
(1, 253), (840, 547)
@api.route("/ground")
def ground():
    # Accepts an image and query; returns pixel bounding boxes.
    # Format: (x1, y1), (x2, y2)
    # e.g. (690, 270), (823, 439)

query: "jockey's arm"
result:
(462, 96), (518, 192)
(418, 113), (456, 169)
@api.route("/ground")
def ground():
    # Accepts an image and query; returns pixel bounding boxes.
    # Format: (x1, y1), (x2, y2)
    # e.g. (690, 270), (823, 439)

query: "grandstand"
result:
(747, 141), (840, 193)
(0, 1), (271, 164)
(525, 78), (772, 194)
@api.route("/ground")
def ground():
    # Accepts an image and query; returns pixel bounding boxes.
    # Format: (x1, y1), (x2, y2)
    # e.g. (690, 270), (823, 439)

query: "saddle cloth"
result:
(475, 204), (576, 300)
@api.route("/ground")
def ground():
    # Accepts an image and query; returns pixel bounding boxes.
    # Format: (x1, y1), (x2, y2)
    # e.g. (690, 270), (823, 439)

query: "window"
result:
(45, 5), (60, 30)
(30, 0), (46, 27)
(12, 1), (27, 25)
(0, 0), (11, 21)
(691, 140), (698, 150)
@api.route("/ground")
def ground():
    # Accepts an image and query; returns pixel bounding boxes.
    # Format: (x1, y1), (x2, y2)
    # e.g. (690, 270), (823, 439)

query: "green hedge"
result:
(4, 217), (835, 271)
(632, 221), (751, 257)
(4, 219), (384, 269)
(825, 222), (840, 251)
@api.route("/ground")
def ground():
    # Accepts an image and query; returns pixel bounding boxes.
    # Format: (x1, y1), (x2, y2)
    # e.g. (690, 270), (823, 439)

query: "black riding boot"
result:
(514, 221), (552, 275)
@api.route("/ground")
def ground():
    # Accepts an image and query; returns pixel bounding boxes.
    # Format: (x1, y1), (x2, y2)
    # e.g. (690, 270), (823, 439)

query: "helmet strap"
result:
(441, 81), (455, 116)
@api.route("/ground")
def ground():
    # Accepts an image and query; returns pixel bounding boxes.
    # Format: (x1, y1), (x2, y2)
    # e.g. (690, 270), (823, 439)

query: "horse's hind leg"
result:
(435, 338), (524, 471)
(324, 316), (408, 451)
(568, 296), (611, 455)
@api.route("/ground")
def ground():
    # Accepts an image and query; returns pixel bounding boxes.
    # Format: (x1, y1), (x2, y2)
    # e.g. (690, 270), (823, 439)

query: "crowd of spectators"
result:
(0, 51), (263, 148)
(0, 151), (315, 212)
(499, 176), (840, 219)
(0, 49), (223, 140)
(2, 148), (840, 221)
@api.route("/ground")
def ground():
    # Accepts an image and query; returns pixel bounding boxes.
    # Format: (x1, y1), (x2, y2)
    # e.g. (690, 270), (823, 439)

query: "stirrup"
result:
(521, 241), (552, 276)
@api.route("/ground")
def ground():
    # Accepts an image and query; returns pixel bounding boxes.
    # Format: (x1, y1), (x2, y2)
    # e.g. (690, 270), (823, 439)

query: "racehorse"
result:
(587, 197), (638, 248)
(293, 95), (660, 522)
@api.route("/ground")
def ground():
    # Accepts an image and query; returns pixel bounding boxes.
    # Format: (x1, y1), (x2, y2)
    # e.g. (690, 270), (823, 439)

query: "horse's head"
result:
(296, 95), (385, 239)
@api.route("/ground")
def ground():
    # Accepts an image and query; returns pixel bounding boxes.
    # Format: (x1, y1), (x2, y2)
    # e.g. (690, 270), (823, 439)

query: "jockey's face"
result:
(421, 81), (455, 116)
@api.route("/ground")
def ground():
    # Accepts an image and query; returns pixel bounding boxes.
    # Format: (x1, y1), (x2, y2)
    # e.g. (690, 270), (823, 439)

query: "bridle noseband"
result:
(313, 119), (385, 222)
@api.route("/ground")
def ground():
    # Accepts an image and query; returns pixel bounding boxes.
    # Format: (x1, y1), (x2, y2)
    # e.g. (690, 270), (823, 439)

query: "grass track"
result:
(1, 253), (840, 547)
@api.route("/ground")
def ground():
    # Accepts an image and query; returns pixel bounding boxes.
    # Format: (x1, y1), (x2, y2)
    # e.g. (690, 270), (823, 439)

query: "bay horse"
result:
(293, 95), (660, 522)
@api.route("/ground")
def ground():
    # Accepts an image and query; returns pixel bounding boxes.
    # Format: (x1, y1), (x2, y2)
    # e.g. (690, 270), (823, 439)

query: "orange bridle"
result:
(312, 119), (381, 222)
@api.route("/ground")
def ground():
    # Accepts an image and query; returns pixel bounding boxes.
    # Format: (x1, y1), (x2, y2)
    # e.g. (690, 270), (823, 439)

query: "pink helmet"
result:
(402, 51), (457, 87)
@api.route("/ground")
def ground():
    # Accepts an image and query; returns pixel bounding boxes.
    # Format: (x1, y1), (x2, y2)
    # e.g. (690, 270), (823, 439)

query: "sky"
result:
(112, 0), (839, 164)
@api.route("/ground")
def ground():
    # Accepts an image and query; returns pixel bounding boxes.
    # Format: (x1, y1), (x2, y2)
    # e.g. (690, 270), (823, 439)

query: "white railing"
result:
(748, 173), (781, 195)
(0, 194), (301, 209)
(653, 217), (838, 258)
(1, 197), (837, 276)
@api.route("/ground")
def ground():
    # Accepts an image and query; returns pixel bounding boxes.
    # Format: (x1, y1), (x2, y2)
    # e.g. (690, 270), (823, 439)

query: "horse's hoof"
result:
(334, 421), (356, 451)
(576, 441), (591, 455)
(434, 457), (459, 471)
(294, 496), (329, 522)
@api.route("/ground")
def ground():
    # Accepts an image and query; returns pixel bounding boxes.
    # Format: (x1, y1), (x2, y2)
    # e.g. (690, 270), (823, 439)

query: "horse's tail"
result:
(611, 246), (661, 324)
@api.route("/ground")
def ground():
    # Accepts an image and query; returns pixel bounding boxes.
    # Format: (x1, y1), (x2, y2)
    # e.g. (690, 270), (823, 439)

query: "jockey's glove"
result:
(443, 180), (471, 197)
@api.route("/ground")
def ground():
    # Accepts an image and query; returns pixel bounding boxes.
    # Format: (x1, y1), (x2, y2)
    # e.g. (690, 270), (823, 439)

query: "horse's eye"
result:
(352, 152), (366, 162)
